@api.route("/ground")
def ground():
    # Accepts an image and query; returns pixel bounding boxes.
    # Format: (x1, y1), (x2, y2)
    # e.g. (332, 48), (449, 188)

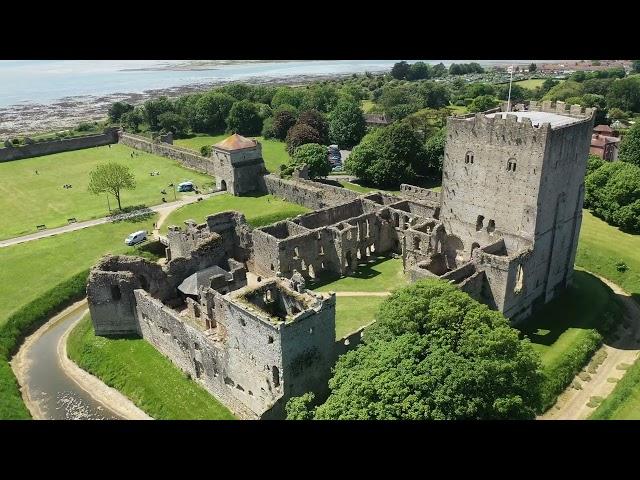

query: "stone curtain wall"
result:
(118, 132), (216, 176)
(264, 174), (361, 210)
(0, 128), (119, 162)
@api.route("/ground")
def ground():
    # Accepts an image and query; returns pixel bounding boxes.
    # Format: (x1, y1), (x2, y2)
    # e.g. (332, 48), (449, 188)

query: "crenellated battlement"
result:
(528, 100), (595, 119)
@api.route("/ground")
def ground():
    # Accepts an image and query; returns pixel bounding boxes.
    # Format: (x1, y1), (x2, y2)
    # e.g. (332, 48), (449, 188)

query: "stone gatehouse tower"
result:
(211, 134), (267, 195)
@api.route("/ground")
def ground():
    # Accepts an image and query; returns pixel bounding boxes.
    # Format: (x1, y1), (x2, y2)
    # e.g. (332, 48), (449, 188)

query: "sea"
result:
(0, 60), (540, 109)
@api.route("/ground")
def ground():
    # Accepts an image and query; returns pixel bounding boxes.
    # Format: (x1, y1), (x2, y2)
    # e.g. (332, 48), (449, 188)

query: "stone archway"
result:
(219, 179), (227, 191)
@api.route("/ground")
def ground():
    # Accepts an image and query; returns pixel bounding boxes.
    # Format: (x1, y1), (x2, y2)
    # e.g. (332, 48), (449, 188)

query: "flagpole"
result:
(507, 65), (514, 112)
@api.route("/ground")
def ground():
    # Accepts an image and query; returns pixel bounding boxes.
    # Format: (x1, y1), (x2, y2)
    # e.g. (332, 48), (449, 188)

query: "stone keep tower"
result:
(211, 134), (267, 196)
(439, 101), (594, 317)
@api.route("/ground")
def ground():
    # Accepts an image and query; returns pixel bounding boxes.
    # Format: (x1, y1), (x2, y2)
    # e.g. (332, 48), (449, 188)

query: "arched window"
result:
(465, 151), (475, 164)
(476, 215), (484, 231)
(487, 219), (496, 234)
(507, 158), (517, 172)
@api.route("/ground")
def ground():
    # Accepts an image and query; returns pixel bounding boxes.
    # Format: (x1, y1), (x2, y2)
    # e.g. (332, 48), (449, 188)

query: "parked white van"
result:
(125, 230), (147, 246)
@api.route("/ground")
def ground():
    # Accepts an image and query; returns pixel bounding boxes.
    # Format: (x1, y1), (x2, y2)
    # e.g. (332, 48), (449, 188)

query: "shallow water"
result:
(20, 304), (121, 420)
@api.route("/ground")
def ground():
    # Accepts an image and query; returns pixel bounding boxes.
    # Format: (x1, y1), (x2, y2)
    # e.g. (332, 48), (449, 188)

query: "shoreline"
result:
(0, 72), (377, 137)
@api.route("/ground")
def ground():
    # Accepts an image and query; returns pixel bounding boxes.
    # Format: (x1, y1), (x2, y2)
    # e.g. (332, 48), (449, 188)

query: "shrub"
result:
(0, 269), (90, 419)
(200, 145), (212, 157)
(615, 261), (629, 272)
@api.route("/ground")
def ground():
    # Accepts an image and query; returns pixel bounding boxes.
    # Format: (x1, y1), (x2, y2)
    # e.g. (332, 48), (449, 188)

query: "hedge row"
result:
(538, 296), (624, 412)
(0, 269), (90, 420)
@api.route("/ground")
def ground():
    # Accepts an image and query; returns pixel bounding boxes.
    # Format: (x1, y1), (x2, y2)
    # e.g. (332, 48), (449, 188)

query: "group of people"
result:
(62, 184), (73, 189)
(149, 171), (160, 176)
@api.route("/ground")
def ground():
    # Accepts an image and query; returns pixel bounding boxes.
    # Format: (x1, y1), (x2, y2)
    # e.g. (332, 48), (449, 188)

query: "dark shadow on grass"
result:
(306, 255), (390, 290)
(518, 270), (624, 347)
(132, 240), (165, 261)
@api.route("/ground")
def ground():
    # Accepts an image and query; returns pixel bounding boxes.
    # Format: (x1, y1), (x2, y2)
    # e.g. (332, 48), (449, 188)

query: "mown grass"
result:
(334, 296), (385, 339)
(337, 181), (400, 195)
(513, 79), (546, 89)
(361, 100), (375, 113)
(162, 193), (309, 232)
(518, 270), (624, 411)
(174, 134), (290, 174)
(0, 144), (212, 240)
(67, 315), (235, 420)
(309, 256), (407, 293)
(0, 216), (157, 324)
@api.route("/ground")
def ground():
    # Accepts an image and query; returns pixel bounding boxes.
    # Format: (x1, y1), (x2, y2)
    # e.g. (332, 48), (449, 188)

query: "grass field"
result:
(162, 193), (310, 232)
(361, 100), (375, 113)
(334, 296), (385, 339)
(447, 104), (468, 115)
(67, 314), (235, 420)
(0, 216), (157, 324)
(513, 79), (546, 90)
(575, 211), (640, 303)
(310, 256), (407, 293)
(175, 134), (290, 174)
(0, 144), (212, 240)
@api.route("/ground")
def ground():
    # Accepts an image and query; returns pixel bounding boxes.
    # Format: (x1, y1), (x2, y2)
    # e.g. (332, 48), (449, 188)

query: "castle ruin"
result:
(87, 101), (594, 418)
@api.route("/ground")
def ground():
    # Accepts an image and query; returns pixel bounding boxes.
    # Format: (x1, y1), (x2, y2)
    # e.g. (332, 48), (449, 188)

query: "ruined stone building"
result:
(86, 100), (594, 418)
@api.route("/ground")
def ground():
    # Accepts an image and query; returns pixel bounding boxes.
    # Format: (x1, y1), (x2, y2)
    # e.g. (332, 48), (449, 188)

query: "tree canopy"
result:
(88, 162), (136, 211)
(285, 123), (323, 155)
(619, 122), (640, 167)
(288, 279), (543, 420)
(226, 99), (262, 136)
(194, 92), (235, 133)
(328, 100), (366, 149)
(290, 143), (331, 178)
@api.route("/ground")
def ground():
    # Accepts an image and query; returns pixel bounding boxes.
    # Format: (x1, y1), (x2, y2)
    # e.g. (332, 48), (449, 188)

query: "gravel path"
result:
(539, 274), (640, 420)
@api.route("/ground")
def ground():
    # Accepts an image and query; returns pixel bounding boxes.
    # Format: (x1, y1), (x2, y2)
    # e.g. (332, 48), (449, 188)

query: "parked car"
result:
(328, 144), (341, 166)
(125, 230), (147, 246)
(178, 181), (194, 192)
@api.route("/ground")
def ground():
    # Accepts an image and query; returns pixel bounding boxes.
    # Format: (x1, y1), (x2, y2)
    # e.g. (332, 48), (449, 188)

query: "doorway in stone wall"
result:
(219, 180), (227, 191)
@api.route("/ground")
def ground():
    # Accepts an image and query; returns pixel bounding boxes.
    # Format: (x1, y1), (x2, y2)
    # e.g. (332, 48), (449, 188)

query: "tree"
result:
(424, 128), (446, 174)
(302, 279), (542, 420)
(390, 61), (410, 80)
(143, 96), (174, 130)
(468, 95), (499, 113)
(328, 100), (366, 149)
(346, 122), (427, 188)
(271, 87), (306, 109)
(108, 102), (134, 123)
(301, 84), (339, 113)
(608, 108), (628, 121)
(542, 81), (584, 101)
(290, 143), (331, 178)
(157, 112), (188, 137)
(407, 62), (432, 81)
(285, 123), (323, 155)
(286, 392), (316, 420)
(174, 93), (202, 131)
(529, 63), (537, 72)
(194, 92), (235, 133)
(270, 108), (298, 140)
(220, 83), (254, 101)
(226, 100), (262, 135)
(606, 77), (640, 113)
(632, 60), (640, 74)
(120, 107), (145, 133)
(585, 153), (605, 177)
(416, 81), (451, 109)
(297, 110), (329, 145)
(88, 162), (136, 211)
(619, 122), (640, 167)
(432, 63), (447, 77)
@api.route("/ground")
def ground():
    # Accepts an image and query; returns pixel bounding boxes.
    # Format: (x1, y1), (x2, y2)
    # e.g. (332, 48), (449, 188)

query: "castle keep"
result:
(86, 101), (594, 418)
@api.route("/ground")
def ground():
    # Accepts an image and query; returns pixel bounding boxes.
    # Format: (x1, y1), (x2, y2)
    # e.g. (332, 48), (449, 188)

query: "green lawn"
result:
(162, 193), (310, 232)
(0, 144), (213, 240)
(175, 134), (290, 174)
(337, 181), (400, 196)
(361, 100), (375, 113)
(0, 216), (157, 324)
(447, 104), (468, 115)
(335, 296), (385, 339)
(513, 79), (545, 90)
(576, 211), (640, 303)
(310, 256), (407, 293)
(67, 314), (235, 420)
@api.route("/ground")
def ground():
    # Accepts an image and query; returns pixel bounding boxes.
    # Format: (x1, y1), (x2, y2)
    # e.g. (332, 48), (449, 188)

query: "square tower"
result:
(440, 101), (594, 316)
(211, 134), (267, 195)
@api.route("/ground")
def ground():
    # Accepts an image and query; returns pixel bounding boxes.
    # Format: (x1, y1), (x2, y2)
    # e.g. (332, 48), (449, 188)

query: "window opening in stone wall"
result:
(319, 244), (324, 255)
(413, 237), (421, 250)
(365, 246), (371, 257)
(366, 219), (371, 238)
(308, 263), (316, 278)
(272, 366), (280, 387)
(487, 220), (495, 234)
(370, 243), (375, 253)
(471, 242), (480, 255)
(403, 215), (410, 229)
(110, 284), (121, 300)
(268, 335), (274, 344)
(265, 289), (273, 302)
(394, 214), (399, 228)
(356, 249), (362, 260)
(270, 263), (275, 271)
(309, 327), (314, 334)
(465, 151), (474, 164)
(476, 215), (484, 231)
(301, 259), (307, 271)
(514, 264), (524, 294)
(507, 159), (517, 172)
(293, 246), (299, 259)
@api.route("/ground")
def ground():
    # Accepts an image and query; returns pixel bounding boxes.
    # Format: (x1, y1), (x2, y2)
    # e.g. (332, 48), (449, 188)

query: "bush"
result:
(290, 143), (331, 179)
(615, 261), (629, 273)
(0, 269), (90, 419)
(76, 121), (96, 132)
(200, 145), (212, 157)
(285, 123), (323, 156)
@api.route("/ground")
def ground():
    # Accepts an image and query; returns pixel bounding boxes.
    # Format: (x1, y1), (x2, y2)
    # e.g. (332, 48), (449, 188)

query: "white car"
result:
(125, 230), (147, 246)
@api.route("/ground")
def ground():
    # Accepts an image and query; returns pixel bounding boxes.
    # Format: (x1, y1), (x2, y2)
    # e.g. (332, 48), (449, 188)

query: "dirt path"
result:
(540, 274), (640, 420)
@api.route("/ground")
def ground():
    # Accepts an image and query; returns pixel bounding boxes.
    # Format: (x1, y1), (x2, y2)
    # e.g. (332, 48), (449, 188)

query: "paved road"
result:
(0, 191), (224, 249)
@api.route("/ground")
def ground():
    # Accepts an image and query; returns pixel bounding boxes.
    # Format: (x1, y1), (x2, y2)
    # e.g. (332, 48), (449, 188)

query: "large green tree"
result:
(289, 280), (543, 420)
(619, 122), (640, 167)
(407, 62), (432, 81)
(390, 61), (410, 80)
(468, 95), (499, 113)
(606, 76), (640, 113)
(88, 162), (136, 211)
(157, 112), (188, 137)
(297, 110), (329, 145)
(328, 100), (366, 149)
(108, 102), (134, 123)
(269, 108), (298, 140)
(226, 100), (262, 136)
(194, 92), (235, 133)
(290, 143), (331, 178)
(346, 122), (427, 187)
(143, 96), (174, 130)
